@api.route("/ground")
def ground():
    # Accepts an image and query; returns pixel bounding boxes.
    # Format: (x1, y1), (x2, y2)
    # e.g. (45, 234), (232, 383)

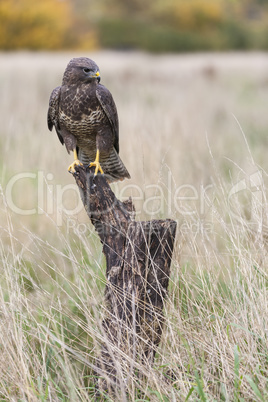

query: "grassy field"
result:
(0, 51), (268, 401)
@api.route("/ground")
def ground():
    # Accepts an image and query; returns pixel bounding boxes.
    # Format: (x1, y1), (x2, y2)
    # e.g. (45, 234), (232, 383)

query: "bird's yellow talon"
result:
(68, 149), (83, 173)
(68, 159), (83, 173)
(89, 149), (104, 176)
(89, 160), (104, 176)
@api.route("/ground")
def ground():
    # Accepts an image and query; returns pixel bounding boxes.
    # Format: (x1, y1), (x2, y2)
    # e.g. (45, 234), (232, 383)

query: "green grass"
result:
(0, 51), (268, 400)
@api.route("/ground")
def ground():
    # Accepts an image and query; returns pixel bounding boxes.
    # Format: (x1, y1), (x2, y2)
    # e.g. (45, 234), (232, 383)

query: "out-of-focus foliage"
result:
(1, 0), (268, 51)
(0, 0), (96, 50)
(152, 0), (224, 30)
(95, 0), (268, 51)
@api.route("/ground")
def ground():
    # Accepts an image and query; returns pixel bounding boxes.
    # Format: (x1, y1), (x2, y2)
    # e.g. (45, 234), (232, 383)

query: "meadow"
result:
(0, 51), (268, 400)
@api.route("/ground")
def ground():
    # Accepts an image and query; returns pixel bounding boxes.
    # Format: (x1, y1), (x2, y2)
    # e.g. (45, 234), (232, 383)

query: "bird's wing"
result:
(47, 86), (64, 145)
(96, 84), (119, 153)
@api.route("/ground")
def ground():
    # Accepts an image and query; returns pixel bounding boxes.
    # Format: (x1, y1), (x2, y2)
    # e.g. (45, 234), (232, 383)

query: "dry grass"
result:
(0, 51), (268, 400)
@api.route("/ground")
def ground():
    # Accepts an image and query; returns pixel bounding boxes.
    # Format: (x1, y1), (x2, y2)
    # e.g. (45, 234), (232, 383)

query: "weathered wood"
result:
(72, 166), (177, 394)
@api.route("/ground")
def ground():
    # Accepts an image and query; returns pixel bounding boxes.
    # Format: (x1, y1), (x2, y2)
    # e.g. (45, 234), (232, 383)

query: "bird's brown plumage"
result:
(47, 57), (130, 182)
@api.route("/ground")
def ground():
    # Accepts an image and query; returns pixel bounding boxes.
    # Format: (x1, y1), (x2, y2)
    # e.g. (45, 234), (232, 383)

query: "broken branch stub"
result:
(72, 166), (177, 391)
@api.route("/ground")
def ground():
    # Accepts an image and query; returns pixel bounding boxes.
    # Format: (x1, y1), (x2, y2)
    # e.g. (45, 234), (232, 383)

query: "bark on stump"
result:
(72, 166), (177, 395)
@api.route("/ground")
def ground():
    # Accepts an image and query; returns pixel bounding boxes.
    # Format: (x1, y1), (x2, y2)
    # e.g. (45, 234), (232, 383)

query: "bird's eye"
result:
(83, 68), (90, 73)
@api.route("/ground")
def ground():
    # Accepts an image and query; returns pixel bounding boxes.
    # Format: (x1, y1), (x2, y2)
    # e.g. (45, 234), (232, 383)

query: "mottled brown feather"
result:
(96, 84), (119, 153)
(47, 86), (64, 145)
(47, 57), (130, 182)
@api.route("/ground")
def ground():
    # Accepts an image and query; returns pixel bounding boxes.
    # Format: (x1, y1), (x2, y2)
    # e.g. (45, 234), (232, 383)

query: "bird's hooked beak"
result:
(91, 71), (100, 78)
(91, 70), (100, 82)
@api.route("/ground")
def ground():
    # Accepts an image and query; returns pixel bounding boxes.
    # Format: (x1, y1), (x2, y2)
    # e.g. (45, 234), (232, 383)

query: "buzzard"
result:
(47, 57), (130, 183)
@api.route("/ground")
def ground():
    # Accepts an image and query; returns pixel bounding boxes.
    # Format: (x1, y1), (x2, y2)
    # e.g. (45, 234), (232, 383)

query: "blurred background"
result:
(1, 0), (268, 236)
(1, 0), (268, 52)
(1, 3), (268, 399)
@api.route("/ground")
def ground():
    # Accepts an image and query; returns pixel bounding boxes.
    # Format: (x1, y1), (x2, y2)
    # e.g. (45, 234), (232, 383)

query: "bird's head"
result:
(62, 57), (101, 85)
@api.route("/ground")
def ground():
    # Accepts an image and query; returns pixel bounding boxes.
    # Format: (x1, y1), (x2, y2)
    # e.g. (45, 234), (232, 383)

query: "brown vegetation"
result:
(0, 52), (267, 400)
(1, 0), (268, 51)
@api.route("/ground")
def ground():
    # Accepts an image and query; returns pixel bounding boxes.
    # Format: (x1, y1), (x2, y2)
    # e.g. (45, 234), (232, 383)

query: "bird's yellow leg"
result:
(68, 148), (83, 173)
(89, 149), (104, 176)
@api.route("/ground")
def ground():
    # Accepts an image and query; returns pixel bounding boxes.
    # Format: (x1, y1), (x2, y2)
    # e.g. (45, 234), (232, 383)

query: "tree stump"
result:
(72, 166), (177, 396)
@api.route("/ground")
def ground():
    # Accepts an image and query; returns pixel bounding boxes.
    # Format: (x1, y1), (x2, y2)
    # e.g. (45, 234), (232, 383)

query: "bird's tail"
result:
(78, 147), (130, 183)
(101, 147), (131, 183)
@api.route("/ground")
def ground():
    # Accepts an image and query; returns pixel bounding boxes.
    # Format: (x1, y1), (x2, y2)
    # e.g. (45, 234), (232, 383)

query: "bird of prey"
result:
(47, 57), (130, 183)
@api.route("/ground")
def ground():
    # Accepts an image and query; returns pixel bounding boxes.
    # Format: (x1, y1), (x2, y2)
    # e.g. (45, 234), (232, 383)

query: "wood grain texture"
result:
(72, 166), (177, 395)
